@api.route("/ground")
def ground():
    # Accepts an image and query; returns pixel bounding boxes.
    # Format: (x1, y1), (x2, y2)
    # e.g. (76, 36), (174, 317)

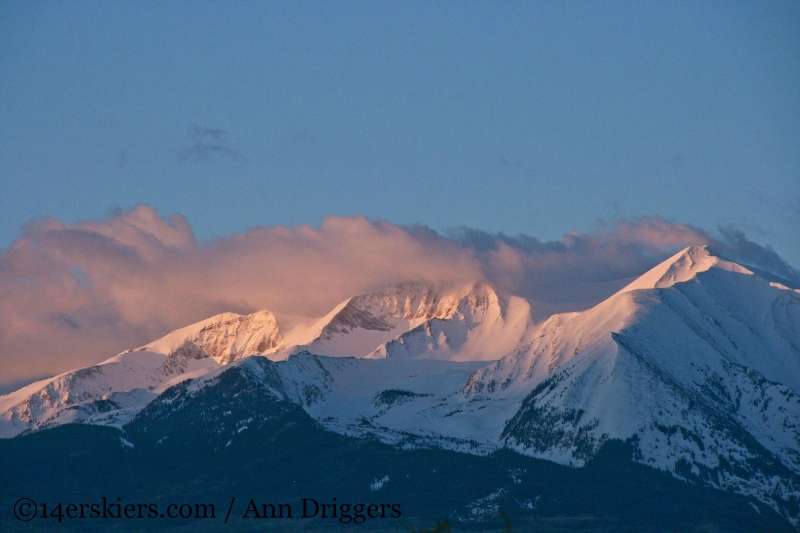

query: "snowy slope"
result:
(0, 312), (276, 437)
(276, 281), (536, 361)
(144, 351), (509, 454)
(465, 246), (800, 522)
(0, 309), (292, 438)
(364, 283), (533, 362)
(0, 350), (220, 437)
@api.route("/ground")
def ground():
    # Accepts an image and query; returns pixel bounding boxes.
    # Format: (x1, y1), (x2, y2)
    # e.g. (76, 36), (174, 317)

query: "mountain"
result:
(0, 308), (290, 437)
(466, 246), (800, 522)
(284, 281), (534, 361)
(0, 281), (531, 439)
(1, 246), (799, 528)
(0, 349), (221, 437)
(142, 309), (283, 364)
(142, 281), (532, 361)
(363, 282), (533, 362)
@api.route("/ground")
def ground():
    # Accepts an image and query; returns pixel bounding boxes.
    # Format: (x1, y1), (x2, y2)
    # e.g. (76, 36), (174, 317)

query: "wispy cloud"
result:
(179, 125), (249, 163)
(714, 226), (798, 283)
(0, 206), (794, 389)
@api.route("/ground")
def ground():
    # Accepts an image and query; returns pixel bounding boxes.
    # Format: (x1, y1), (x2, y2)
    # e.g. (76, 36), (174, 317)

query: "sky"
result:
(0, 1), (799, 389)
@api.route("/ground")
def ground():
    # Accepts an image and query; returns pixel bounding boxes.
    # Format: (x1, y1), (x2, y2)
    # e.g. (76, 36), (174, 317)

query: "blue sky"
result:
(1, 1), (798, 266)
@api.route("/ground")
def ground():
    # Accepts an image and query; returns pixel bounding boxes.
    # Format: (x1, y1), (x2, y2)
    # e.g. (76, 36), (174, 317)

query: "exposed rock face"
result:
(318, 282), (464, 338)
(147, 310), (284, 365)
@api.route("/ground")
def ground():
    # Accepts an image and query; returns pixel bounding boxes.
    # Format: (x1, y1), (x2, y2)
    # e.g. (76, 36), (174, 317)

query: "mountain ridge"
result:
(2, 246), (799, 525)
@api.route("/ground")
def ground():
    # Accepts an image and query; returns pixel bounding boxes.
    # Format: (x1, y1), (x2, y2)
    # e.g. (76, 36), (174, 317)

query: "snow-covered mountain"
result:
(0, 349), (220, 437)
(466, 246), (800, 521)
(1, 246), (798, 524)
(363, 282), (533, 362)
(143, 310), (283, 364)
(142, 281), (532, 362)
(0, 281), (531, 438)
(282, 281), (534, 361)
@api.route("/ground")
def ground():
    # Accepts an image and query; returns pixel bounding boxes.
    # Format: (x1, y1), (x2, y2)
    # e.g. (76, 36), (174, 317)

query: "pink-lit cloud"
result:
(0, 206), (794, 390)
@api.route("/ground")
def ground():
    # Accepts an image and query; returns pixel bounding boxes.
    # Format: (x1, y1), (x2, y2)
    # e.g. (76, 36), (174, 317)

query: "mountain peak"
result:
(144, 309), (283, 364)
(288, 280), (517, 360)
(616, 245), (752, 295)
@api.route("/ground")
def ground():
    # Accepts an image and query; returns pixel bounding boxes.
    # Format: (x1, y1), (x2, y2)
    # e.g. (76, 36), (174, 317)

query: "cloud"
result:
(712, 227), (799, 284)
(449, 216), (715, 308)
(0, 206), (794, 389)
(179, 125), (248, 163)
